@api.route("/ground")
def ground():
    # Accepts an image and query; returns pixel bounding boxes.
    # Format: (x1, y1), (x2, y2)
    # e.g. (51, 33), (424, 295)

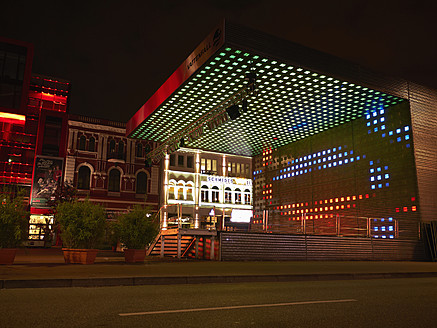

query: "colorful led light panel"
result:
(132, 47), (404, 156)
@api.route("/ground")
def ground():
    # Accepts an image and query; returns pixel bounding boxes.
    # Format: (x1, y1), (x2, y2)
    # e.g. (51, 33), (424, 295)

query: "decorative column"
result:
(194, 151), (201, 229)
(162, 153), (170, 230)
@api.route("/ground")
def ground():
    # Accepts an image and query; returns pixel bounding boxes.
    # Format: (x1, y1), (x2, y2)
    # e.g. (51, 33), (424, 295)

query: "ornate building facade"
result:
(64, 115), (160, 216)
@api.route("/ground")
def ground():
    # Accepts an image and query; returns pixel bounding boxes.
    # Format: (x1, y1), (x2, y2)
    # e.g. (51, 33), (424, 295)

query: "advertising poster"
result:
(30, 156), (64, 209)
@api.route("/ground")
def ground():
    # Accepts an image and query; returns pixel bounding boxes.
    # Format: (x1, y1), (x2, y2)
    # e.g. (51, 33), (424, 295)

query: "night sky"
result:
(2, 0), (436, 123)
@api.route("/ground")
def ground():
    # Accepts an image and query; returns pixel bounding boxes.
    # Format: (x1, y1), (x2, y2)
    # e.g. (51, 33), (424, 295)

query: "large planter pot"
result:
(62, 248), (98, 264)
(124, 249), (146, 263)
(0, 248), (17, 265)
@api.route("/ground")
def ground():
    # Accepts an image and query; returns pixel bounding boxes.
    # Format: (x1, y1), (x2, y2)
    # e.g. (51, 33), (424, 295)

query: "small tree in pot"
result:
(56, 199), (107, 264)
(115, 206), (159, 263)
(0, 190), (29, 265)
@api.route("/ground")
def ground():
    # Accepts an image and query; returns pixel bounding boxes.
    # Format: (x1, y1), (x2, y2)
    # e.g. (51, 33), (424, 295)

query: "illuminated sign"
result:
(30, 156), (64, 210)
(231, 209), (253, 223)
(206, 176), (252, 186)
(0, 112), (25, 125)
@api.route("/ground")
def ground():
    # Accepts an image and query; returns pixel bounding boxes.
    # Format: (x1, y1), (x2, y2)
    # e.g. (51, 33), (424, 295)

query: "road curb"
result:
(1, 272), (437, 289)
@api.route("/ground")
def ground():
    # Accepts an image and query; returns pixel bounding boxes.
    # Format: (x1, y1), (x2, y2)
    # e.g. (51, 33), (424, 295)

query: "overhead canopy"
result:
(127, 21), (404, 158)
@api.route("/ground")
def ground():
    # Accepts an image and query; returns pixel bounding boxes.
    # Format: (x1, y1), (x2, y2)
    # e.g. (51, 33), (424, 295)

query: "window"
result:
(225, 187), (232, 203)
(77, 166), (91, 190)
(136, 172), (148, 194)
(118, 141), (124, 156)
(187, 156), (194, 169)
(186, 183), (194, 201)
(168, 182), (175, 200)
(78, 135), (86, 151)
(88, 137), (95, 152)
(108, 169), (120, 192)
(244, 189), (251, 204)
(211, 186), (219, 203)
(109, 139), (116, 153)
(201, 185), (209, 202)
(201, 158), (217, 174)
(170, 154), (176, 166)
(136, 143), (143, 157)
(235, 188), (242, 204)
(178, 155), (184, 167)
(177, 182), (184, 200)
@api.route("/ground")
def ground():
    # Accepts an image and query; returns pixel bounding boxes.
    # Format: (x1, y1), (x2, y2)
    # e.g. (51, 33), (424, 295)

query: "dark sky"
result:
(2, 0), (436, 122)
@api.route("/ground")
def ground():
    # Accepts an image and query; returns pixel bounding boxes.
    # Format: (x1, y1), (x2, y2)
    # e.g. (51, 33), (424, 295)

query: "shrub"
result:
(0, 191), (29, 248)
(115, 206), (159, 249)
(56, 199), (107, 249)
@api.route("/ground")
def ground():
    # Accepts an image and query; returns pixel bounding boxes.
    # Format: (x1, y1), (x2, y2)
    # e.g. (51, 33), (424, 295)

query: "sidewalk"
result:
(1, 247), (437, 289)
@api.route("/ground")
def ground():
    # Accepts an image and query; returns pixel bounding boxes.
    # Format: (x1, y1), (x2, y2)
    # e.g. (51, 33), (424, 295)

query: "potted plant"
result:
(56, 199), (107, 264)
(115, 206), (159, 263)
(0, 190), (29, 265)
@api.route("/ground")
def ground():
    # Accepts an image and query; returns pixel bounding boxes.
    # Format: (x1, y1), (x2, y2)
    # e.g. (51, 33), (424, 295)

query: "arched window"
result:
(88, 136), (95, 152)
(108, 169), (120, 192)
(201, 185), (209, 203)
(168, 181), (176, 200)
(186, 183), (194, 201)
(225, 187), (232, 203)
(235, 188), (242, 204)
(109, 139), (116, 153)
(118, 141), (124, 156)
(211, 186), (219, 203)
(77, 166), (91, 190)
(78, 135), (86, 151)
(136, 143), (143, 157)
(177, 182), (185, 200)
(136, 171), (148, 194)
(244, 189), (251, 205)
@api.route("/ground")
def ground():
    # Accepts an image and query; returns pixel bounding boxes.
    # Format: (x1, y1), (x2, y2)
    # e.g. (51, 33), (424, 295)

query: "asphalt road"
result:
(1, 278), (436, 328)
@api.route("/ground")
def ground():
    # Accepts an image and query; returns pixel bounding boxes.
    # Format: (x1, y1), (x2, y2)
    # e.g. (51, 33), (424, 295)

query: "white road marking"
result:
(119, 299), (357, 316)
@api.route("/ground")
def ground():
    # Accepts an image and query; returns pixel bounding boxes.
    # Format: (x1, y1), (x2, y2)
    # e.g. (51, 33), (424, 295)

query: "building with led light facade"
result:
(127, 21), (436, 260)
(1, 37), (71, 245)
